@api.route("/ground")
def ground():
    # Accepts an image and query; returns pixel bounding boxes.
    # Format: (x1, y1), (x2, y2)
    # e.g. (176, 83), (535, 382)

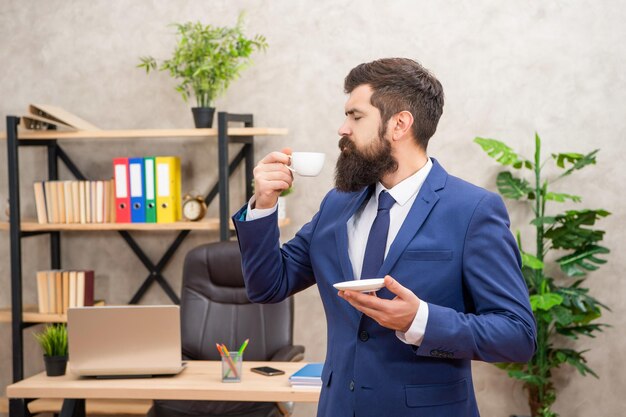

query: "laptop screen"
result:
(67, 305), (183, 377)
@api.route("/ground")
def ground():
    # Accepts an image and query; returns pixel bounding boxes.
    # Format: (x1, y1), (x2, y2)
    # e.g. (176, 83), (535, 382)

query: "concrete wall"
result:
(1, 1), (624, 416)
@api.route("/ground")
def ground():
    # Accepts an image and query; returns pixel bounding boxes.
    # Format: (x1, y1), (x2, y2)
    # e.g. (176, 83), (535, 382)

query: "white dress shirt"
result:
(246, 158), (433, 346)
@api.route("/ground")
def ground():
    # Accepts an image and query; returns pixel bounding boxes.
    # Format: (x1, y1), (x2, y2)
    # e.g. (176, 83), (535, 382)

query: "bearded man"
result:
(233, 58), (536, 417)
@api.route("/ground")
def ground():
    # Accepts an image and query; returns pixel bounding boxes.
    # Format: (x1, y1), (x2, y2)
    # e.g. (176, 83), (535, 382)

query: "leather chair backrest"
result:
(180, 241), (294, 361)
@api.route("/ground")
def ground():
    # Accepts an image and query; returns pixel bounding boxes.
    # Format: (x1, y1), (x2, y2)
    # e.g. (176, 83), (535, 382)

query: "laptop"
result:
(68, 305), (185, 377)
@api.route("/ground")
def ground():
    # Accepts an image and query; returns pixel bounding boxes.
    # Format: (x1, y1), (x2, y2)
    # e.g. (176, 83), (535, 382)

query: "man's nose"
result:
(338, 121), (351, 137)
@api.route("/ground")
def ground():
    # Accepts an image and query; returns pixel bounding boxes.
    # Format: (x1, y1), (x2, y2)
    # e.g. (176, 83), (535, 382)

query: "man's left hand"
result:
(337, 275), (420, 332)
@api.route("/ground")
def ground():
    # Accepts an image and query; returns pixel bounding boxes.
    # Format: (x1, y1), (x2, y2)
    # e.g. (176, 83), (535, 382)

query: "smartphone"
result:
(250, 366), (285, 376)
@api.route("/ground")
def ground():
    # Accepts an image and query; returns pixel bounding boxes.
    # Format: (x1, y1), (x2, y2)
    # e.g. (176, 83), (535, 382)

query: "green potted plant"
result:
(474, 133), (611, 417)
(278, 186), (294, 220)
(138, 13), (268, 128)
(34, 324), (69, 376)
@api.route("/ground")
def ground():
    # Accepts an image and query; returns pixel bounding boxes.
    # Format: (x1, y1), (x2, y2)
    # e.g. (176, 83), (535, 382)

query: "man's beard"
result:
(334, 134), (398, 192)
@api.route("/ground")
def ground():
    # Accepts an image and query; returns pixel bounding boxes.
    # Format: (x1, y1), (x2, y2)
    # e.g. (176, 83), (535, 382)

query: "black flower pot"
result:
(191, 107), (216, 128)
(43, 355), (67, 376)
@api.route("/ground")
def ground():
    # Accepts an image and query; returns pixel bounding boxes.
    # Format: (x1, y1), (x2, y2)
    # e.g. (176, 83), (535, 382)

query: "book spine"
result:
(83, 270), (95, 307)
(36, 271), (48, 313)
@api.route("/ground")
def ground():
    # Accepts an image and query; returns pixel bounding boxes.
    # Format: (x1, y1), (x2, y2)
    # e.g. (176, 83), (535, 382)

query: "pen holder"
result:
(221, 352), (243, 383)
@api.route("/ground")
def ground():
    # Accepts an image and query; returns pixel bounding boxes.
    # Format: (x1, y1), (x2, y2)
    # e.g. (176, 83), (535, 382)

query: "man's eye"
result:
(353, 116), (361, 121)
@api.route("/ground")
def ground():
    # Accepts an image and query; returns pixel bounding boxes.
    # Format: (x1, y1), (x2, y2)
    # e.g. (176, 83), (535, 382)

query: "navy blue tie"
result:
(361, 191), (396, 279)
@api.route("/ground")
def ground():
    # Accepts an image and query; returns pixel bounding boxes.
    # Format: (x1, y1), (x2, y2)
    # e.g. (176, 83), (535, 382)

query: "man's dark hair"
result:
(344, 58), (444, 149)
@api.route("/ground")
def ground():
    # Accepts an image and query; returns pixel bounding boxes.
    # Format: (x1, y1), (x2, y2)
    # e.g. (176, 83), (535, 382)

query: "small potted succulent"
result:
(138, 13), (268, 128)
(34, 324), (68, 376)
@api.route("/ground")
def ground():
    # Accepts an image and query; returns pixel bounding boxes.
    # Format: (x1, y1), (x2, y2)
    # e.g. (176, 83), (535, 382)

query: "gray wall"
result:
(1, 1), (625, 416)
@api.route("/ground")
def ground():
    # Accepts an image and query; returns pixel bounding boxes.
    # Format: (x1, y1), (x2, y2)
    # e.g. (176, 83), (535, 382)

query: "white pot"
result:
(277, 196), (287, 220)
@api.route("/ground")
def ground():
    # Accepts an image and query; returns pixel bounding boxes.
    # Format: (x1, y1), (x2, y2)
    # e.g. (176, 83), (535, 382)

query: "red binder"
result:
(113, 157), (131, 223)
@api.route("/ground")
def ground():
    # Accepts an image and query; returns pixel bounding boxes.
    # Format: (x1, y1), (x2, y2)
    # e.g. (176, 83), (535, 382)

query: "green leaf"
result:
(551, 349), (599, 378)
(556, 323), (607, 340)
(474, 138), (532, 169)
(531, 216), (557, 226)
(544, 192), (582, 203)
(521, 251), (544, 270)
(34, 324), (68, 357)
(553, 149), (599, 178)
(508, 369), (545, 386)
(496, 171), (533, 200)
(557, 245), (610, 277)
(534, 132), (542, 173)
(530, 293), (563, 311)
(552, 152), (584, 168)
(551, 305), (574, 326)
(494, 362), (524, 371)
(545, 210), (610, 250)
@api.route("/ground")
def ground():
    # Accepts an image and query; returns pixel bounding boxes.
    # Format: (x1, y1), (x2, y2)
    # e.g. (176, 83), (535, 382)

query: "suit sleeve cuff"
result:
(396, 301), (429, 346)
(246, 196), (278, 221)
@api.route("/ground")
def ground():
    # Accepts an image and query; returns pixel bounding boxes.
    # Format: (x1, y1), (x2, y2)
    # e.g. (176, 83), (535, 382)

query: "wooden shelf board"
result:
(0, 305), (66, 323)
(28, 398), (152, 415)
(0, 127), (288, 140)
(0, 397), (151, 415)
(0, 218), (291, 232)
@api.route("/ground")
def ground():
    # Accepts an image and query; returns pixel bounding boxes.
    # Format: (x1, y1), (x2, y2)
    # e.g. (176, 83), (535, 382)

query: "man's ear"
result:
(391, 111), (414, 141)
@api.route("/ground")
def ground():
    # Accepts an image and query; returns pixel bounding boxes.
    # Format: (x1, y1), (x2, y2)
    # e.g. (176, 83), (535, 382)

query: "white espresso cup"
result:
(288, 152), (326, 177)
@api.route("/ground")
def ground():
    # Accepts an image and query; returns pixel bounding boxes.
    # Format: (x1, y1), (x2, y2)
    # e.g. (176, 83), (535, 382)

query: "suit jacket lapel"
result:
(334, 186), (373, 281)
(379, 159), (448, 278)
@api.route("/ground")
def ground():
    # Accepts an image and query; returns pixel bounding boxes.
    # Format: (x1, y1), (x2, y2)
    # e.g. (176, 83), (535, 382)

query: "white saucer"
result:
(333, 278), (385, 292)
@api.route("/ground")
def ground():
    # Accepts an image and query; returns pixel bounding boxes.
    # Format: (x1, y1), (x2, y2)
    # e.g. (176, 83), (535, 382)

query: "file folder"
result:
(29, 104), (100, 130)
(144, 157), (157, 223)
(113, 158), (131, 223)
(155, 156), (181, 223)
(129, 157), (146, 223)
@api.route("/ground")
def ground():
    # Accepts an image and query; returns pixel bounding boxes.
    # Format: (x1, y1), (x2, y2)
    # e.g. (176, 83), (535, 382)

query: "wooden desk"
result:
(6, 361), (321, 417)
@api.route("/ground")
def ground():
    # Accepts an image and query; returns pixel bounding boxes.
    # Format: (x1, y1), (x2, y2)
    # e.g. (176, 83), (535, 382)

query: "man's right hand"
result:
(252, 148), (293, 210)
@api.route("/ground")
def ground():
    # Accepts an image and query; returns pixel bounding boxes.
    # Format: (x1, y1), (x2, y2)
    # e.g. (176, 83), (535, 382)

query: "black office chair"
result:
(147, 241), (305, 417)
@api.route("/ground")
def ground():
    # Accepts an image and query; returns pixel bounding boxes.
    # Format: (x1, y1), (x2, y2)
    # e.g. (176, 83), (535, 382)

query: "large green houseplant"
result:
(138, 13), (268, 128)
(475, 134), (611, 417)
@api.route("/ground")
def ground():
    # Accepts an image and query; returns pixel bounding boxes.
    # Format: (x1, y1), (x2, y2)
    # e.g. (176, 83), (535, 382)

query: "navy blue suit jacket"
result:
(233, 159), (536, 417)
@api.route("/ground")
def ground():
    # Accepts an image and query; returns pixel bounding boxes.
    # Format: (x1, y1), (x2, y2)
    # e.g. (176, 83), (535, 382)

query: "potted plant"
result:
(278, 186), (294, 220)
(475, 134), (611, 417)
(138, 13), (268, 128)
(34, 324), (69, 376)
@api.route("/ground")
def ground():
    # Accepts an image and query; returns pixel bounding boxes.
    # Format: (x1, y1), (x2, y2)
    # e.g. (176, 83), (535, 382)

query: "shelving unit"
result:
(2, 113), (288, 417)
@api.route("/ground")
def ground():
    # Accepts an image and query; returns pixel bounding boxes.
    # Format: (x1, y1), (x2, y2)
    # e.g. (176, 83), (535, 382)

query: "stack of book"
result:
(288, 363), (323, 388)
(33, 180), (116, 224)
(36, 270), (95, 314)
(20, 104), (99, 131)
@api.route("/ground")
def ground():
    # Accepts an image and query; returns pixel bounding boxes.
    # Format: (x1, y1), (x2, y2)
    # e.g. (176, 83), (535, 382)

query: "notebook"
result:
(67, 305), (185, 377)
(289, 363), (323, 387)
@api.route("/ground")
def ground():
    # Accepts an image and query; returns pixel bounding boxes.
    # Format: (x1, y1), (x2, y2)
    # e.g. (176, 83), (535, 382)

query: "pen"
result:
(217, 343), (238, 378)
(238, 339), (249, 356)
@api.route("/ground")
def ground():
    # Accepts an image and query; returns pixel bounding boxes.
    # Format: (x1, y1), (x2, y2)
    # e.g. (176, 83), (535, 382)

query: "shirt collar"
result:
(375, 157), (433, 207)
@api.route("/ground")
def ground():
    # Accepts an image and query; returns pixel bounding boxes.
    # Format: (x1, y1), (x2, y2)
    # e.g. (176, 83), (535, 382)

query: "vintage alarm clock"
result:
(182, 192), (207, 221)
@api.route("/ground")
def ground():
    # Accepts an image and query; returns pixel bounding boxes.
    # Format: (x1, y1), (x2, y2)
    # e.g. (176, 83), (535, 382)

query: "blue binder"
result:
(129, 157), (146, 223)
